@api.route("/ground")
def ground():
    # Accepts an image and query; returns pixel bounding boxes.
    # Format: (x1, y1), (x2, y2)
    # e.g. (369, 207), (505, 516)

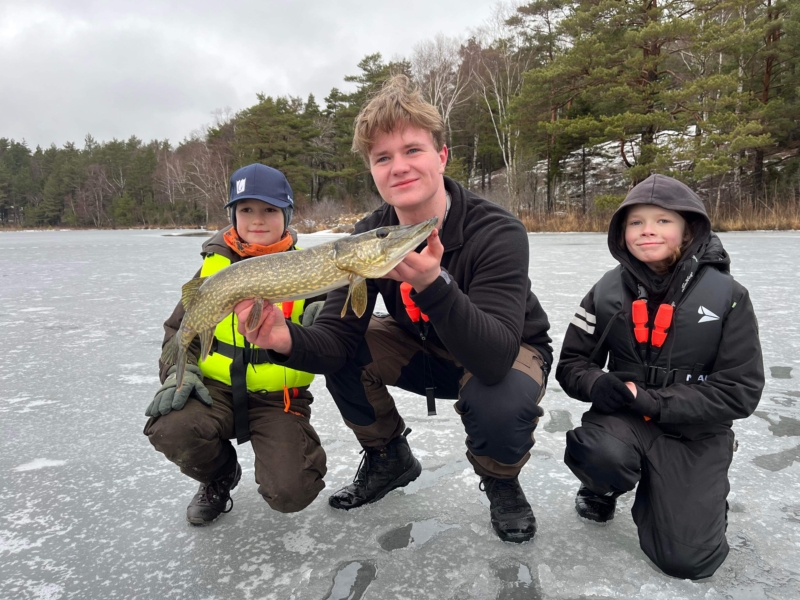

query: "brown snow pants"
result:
(144, 380), (326, 513)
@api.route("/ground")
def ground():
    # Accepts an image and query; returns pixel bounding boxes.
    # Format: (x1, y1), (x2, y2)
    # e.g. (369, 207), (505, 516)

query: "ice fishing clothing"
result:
(268, 177), (553, 478)
(557, 174), (764, 579)
(144, 226), (327, 513)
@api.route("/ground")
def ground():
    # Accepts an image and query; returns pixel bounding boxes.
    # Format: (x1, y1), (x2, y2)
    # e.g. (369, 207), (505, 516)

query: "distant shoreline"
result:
(2, 225), (798, 235)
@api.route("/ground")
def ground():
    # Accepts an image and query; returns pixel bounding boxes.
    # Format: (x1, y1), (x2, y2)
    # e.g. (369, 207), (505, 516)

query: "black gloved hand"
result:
(301, 301), (325, 328)
(589, 371), (637, 414)
(626, 384), (661, 419)
(145, 364), (213, 417)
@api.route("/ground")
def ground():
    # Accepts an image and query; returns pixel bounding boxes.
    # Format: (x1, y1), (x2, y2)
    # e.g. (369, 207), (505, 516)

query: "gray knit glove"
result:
(301, 301), (325, 327)
(145, 364), (213, 417)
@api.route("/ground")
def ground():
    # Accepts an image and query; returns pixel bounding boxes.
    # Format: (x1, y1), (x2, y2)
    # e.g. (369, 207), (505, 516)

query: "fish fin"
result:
(351, 278), (368, 318)
(341, 277), (354, 318)
(181, 277), (206, 311)
(160, 333), (179, 366)
(245, 298), (264, 332)
(199, 329), (215, 362)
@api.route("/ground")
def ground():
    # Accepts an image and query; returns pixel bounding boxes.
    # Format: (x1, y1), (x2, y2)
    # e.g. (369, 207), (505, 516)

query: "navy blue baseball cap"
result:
(224, 163), (294, 209)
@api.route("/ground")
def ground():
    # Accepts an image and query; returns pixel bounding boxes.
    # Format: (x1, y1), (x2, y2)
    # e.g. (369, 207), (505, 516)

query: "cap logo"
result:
(236, 178), (246, 194)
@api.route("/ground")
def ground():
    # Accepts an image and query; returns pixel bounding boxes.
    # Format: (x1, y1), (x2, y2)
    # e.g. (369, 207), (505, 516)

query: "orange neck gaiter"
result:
(223, 227), (293, 258)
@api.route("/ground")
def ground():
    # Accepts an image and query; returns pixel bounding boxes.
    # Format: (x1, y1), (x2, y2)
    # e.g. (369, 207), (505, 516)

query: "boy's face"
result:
(624, 204), (687, 268)
(367, 125), (447, 214)
(234, 199), (285, 246)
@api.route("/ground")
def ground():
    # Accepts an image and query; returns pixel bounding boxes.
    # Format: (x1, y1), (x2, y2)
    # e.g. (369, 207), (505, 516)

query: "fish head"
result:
(333, 217), (438, 278)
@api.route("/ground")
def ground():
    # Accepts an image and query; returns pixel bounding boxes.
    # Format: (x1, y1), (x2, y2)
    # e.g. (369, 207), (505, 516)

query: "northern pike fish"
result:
(162, 217), (438, 387)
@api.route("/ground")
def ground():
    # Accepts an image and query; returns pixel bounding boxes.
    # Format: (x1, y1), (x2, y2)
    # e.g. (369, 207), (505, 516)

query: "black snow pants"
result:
(325, 314), (547, 479)
(565, 409), (735, 580)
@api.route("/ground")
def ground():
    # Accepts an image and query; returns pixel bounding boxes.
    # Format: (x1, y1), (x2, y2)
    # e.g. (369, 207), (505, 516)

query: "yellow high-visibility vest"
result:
(197, 252), (315, 391)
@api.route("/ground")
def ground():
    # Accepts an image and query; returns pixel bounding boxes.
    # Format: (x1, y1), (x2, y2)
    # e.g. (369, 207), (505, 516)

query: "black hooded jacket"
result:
(556, 175), (764, 426)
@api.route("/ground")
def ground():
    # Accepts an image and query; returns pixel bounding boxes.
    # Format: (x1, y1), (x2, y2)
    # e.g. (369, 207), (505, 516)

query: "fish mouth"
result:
(370, 217), (438, 276)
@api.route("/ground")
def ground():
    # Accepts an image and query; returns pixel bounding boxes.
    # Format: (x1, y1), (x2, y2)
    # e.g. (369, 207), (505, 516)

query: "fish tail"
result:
(161, 329), (192, 388)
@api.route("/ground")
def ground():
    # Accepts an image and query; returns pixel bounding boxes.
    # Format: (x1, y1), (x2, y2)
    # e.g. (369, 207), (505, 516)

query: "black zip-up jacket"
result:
(270, 177), (553, 385)
(556, 175), (763, 426)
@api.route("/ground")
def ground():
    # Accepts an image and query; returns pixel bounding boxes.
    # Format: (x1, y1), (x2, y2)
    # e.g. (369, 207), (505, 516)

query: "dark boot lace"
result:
(480, 477), (527, 514)
(195, 480), (234, 514)
(352, 446), (392, 486)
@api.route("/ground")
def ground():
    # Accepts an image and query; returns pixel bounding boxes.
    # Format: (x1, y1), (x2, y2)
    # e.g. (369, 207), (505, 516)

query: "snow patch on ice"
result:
(119, 374), (159, 385)
(31, 583), (64, 600)
(14, 459), (67, 472)
(18, 400), (58, 412)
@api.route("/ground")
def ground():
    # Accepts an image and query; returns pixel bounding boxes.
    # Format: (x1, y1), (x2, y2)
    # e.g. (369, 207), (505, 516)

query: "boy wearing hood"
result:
(556, 174), (763, 579)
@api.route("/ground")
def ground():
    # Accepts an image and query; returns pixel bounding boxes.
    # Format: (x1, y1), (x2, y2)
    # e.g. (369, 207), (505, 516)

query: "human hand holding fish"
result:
(235, 299), (292, 354)
(382, 228), (443, 292)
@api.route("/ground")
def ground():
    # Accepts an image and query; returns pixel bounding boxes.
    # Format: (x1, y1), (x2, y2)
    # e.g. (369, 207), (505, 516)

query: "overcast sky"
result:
(0, 0), (496, 150)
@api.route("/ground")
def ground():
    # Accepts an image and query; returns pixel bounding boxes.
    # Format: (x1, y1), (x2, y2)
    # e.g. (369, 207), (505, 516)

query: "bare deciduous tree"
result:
(411, 34), (471, 145)
(471, 1), (536, 198)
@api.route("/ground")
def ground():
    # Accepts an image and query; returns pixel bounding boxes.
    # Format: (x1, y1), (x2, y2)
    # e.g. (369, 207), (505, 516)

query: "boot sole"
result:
(495, 526), (537, 544)
(330, 458), (422, 510)
(575, 506), (615, 523)
(187, 514), (219, 526)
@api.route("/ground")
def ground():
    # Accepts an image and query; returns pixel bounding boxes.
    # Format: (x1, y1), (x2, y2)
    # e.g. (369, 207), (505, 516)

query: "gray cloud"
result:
(0, 0), (492, 149)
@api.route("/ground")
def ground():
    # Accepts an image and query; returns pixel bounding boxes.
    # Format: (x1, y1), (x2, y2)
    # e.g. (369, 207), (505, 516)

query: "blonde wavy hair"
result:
(352, 74), (445, 164)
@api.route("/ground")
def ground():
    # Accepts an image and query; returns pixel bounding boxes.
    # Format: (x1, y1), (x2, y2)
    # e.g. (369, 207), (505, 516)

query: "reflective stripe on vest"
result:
(197, 252), (314, 391)
(593, 265), (733, 389)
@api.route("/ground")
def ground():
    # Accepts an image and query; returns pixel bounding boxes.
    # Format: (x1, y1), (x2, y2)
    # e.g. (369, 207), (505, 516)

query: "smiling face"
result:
(367, 125), (448, 220)
(624, 204), (688, 271)
(234, 199), (285, 246)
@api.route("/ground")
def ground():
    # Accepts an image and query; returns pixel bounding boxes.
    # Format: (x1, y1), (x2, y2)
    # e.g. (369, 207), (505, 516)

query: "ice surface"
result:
(1, 229), (798, 599)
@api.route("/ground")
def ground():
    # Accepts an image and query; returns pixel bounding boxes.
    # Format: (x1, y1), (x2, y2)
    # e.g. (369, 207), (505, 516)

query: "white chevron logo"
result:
(698, 306), (720, 323)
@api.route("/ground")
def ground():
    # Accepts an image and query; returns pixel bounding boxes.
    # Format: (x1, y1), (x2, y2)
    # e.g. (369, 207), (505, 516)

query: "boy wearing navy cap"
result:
(144, 163), (327, 525)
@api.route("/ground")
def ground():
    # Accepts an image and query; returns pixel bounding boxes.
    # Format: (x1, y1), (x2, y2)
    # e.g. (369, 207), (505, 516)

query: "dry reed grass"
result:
(710, 203), (800, 231)
(236, 196), (800, 234)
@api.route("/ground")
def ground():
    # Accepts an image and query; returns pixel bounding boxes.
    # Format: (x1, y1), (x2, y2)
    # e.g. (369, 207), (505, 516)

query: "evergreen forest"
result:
(1, 0), (798, 230)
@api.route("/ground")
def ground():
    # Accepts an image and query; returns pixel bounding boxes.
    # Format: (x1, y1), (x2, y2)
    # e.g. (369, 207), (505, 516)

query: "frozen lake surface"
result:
(1, 228), (799, 600)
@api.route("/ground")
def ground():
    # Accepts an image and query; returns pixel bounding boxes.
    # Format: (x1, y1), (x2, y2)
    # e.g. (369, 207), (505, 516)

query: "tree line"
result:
(1, 0), (798, 228)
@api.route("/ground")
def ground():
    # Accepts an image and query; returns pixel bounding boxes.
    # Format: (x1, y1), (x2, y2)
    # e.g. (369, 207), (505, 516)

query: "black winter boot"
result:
(480, 476), (537, 543)
(186, 461), (242, 526)
(329, 428), (422, 510)
(575, 484), (620, 523)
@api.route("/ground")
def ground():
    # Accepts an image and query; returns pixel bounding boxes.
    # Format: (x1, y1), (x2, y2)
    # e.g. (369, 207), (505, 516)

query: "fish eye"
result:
(375, 228), (389, 239)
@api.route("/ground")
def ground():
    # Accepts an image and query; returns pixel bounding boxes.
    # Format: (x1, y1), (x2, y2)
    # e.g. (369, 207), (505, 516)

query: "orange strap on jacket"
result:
(651, 304), (674, 348)
(281, 301), (294, 319)
(632, 300), (649, 343)
(400, 282), (429, 323)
